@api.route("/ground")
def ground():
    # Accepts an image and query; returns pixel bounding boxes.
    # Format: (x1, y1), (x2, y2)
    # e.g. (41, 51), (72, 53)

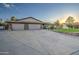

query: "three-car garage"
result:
(12, 24), (42, 30)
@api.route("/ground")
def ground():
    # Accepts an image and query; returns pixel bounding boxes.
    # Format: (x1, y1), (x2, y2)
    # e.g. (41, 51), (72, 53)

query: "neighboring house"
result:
(6, 17), (50, 31)
(73, 22), (79, 28)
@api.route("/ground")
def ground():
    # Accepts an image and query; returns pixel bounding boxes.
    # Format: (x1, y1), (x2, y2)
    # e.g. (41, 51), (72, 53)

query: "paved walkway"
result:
(0, 30), (79, 55)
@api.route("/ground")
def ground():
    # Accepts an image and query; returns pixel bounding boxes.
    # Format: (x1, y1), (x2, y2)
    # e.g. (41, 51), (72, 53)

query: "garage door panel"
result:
(29, 24), (41, 30)
(12, 24), (24, 30)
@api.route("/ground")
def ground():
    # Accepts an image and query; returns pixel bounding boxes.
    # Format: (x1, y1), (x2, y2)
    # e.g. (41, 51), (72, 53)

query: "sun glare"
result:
(59, 14), (79, 24)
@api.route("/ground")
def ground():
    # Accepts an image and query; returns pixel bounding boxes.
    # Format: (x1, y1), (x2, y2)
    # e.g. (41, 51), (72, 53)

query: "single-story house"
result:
(6, 17), (51, 31)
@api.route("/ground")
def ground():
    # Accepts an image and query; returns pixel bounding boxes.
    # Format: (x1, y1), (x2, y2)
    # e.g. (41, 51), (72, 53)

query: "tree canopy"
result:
(54, 20), (61, 29)
(65, 16), (75, 28)
(66, 16), (75, 24)
(11, 16), (16, 21)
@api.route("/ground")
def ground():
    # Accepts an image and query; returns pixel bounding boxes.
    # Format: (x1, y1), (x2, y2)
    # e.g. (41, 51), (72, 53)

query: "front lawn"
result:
(54, 28), (79, 33)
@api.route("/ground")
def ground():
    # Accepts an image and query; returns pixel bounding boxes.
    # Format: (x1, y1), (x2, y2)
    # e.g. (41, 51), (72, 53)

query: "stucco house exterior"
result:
(6, 17), (50, 31)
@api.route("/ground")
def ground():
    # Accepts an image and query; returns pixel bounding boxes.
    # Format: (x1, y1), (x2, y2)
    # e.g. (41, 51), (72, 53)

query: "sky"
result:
(0, 3), (79, 22)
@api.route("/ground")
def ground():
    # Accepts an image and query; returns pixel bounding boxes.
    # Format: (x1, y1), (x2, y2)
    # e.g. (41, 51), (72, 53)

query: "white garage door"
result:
(29, 24), (41, 30)
(12, 24), (24, 30)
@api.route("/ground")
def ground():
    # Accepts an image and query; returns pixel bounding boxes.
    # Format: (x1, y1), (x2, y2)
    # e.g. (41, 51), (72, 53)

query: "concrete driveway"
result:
(0, 30), (79, 55)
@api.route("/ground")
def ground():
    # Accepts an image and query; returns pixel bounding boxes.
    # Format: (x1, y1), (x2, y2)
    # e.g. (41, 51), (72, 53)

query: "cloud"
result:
(2, 3), (14, 8)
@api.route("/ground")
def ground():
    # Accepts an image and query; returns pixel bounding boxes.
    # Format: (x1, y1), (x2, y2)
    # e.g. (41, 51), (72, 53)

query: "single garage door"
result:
(12, 24), (24, 30)
(29, 24), (41, 30)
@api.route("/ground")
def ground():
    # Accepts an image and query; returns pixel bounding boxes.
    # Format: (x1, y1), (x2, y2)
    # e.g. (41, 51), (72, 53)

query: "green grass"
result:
(54, 28), (79, 33)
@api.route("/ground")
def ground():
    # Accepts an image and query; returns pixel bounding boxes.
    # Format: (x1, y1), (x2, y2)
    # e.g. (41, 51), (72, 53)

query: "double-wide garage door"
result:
(12, 24), (41, 30)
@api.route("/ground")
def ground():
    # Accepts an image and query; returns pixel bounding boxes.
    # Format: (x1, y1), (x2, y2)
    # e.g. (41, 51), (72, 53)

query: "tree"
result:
(0, 18), (3, 26)
(65, 16), (75, 28)
(0, 18), (2, 23)
(11, 16), (16, 21)
(54, 20), (60, 29)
